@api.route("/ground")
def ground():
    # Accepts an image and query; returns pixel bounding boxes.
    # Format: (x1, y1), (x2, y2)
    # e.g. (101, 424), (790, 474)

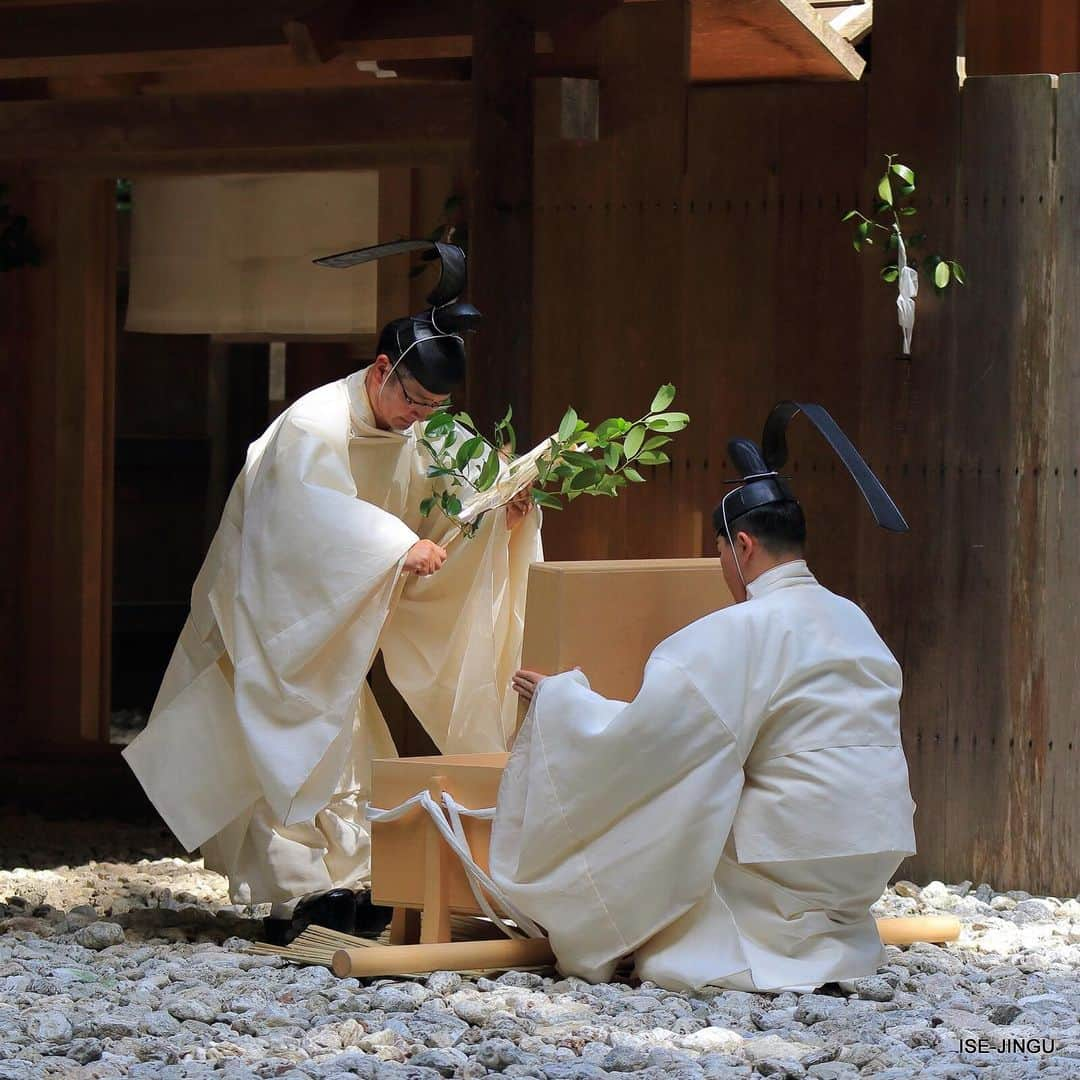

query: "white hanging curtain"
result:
(126, 171), (379, 335)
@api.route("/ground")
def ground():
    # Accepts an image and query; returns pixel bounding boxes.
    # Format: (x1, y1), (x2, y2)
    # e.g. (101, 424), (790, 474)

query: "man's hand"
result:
(511, 669), (547, 703)
(404, 539), (447, 576)
(505, 488), (534, 532)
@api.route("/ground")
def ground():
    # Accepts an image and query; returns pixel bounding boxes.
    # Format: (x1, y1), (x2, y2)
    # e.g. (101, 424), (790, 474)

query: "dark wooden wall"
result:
(525, 0), (1079, 894)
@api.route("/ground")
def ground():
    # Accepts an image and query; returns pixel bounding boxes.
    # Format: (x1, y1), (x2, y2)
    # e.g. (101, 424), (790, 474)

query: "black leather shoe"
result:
(262, 887), (358, 946)
(355, 889), (393, 937)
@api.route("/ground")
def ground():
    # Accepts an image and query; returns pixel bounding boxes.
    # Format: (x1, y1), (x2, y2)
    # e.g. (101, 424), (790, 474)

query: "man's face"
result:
(716, 534), (748, 603)
(372, 357), (451, 430)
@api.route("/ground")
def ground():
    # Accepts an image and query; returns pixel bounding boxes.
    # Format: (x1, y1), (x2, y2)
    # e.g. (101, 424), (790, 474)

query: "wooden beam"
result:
(468, 0), (535, 440)
(830, 1), (872, 45)
(0, 32), (554, 80)
(0, 84), (473, 166)
(691, 0), (865, 82)
(1, 78), (594, 172)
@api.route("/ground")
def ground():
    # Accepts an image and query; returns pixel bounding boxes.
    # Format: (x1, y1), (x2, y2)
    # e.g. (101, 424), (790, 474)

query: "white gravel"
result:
(1, 814), (1078, 1078)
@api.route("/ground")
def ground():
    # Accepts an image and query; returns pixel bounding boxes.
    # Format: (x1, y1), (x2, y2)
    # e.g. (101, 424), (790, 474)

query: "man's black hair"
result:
(714, 499), (807, 554)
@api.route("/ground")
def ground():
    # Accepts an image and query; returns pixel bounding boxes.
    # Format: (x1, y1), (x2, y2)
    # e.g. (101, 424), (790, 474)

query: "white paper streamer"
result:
(896, 229), (919, 356)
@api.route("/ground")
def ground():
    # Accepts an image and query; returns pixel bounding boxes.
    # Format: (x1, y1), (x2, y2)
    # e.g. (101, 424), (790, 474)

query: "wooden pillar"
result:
(0, 176), (35, 752)
(21, 175), (116, 748)
(856, 0), (963, 885)
(468, 0), (535, 441)
(966, 0), (1080, 76)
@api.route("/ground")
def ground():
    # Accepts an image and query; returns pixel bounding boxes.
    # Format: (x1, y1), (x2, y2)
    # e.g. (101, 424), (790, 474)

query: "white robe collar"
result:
(745, 558), (817, 601)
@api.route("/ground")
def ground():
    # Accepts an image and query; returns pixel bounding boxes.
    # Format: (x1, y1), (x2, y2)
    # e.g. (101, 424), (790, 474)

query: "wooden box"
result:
(520, 558), (732, 702)
(370, 753), (508, 912)
(370, 560), (732, 927)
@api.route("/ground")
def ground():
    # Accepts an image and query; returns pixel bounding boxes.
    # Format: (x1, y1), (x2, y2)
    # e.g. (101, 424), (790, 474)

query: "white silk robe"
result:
(124, 369), (541, 903)
(490, 560), (916, 993)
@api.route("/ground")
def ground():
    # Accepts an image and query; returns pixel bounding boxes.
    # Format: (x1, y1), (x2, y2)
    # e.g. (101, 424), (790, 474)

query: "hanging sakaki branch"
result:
(843, 154), (966, 356)
(418, 385), (690, 538)
(0, 183), (41, 272)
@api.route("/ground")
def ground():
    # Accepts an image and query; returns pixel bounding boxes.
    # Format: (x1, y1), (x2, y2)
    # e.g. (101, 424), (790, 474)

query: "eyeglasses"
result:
(394, 367), (451, 411)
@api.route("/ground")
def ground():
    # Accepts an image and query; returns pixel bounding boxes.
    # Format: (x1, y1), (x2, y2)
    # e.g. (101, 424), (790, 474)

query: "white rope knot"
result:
(364, 790), (545, 940)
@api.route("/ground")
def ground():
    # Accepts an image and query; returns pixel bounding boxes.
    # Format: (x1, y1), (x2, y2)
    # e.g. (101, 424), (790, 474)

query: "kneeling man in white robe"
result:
(491, 403), (915, 993)
(124, 242), (540, 942)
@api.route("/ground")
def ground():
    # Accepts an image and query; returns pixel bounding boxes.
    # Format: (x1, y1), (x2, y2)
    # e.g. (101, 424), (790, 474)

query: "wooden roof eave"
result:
(691, 0), (866, 84)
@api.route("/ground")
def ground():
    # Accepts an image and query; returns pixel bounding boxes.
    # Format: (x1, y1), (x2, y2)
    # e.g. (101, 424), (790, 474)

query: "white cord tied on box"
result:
(896, 230), (919, 356)
(364, 790), (545, 940)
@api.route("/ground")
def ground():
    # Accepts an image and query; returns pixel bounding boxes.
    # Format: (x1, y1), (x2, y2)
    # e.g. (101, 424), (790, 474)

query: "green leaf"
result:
(624, 467), (645, 483)
(594, 417), (628, 441)
(853, 238), (864, 253)
(841, 210), (859, 222)
(455, 436), (485, 470)
(646, 412), (689, 432)
(857, 221), (870, 240)
(603, 443), (621, 471)
(561, 449), (600, 469)
(454, 411), (476, 431)
(649, 383), (676, 412)
(553, 463), (576, 480)
(899, 206), (918, 216)
(442, 493), (463, 517)
(531, 489), (563, 510)
(877, 174), (894, 207)
(891, 163), (915, 186)
(475, 449), (501, 492)
(881, 266), (899, 283)
(950, 261), (966, 285)
(426, 466), (455, 478)
(641, 435), (672, 452)
(424, 411), (456, 436)
(558, 407), (579, 442)
(636, 450), (670, 466)
(420, 496), (436, 517)
(934, 261), (951, 288)
(501, 404), (513, 426)
(570, 467), (601, 491)
(623, 424), (645, 460)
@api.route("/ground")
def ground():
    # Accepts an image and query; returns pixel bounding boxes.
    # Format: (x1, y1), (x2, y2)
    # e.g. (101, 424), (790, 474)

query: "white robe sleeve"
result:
(379, 505), (541, 754)
(223, 397), (420, 826)
(489, 657), (744, 982)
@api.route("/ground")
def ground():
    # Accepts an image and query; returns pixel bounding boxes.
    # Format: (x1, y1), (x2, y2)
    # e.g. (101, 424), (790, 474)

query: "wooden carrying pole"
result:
(328, 916), (959, 979)
(876, 915), (960, 946)
(331, 935), (555, 978)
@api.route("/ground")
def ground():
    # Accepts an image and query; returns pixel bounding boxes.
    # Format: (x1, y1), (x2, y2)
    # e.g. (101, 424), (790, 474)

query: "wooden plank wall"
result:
(533, 0), (1079, 893)
(533, 0), (868, 601)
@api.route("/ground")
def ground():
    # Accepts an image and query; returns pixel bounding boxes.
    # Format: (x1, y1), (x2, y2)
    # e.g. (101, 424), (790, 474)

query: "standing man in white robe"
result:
(492, 403), (915, 993)
(124, 242), (540, 942)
